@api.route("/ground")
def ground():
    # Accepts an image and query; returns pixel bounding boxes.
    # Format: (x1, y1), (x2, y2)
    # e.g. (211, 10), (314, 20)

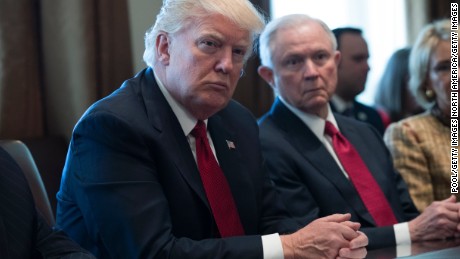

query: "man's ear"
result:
(258, 66), (275, 88)
(156, 32), (171, 65)
(334, 50), (341, 66)
(334, 50), (342, 66)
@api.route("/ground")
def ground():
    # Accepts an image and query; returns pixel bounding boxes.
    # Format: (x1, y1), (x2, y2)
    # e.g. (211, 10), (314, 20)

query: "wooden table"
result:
(366, 238), (460, 258)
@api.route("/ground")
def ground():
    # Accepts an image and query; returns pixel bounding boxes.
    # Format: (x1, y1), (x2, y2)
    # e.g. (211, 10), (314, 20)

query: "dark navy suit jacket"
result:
(0, 147), (94, 259)
(259, 98), (419, 249)
(56, 68), (299, 258)
(330, 100), (386, 136)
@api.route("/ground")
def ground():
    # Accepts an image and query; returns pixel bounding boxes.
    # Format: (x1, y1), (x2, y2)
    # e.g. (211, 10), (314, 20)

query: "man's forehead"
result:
(339, 34), (367, 48)
(185, 15), (250, 44)
(274, 24), (334, 52)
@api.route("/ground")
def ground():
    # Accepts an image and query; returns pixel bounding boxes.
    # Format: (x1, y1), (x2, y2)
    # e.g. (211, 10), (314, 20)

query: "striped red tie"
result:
(325, 121), (398, 226)
(191, 120), (244, 237)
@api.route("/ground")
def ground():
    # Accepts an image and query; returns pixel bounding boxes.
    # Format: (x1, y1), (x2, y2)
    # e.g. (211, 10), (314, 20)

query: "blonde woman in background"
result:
(384, 19), (459, 212)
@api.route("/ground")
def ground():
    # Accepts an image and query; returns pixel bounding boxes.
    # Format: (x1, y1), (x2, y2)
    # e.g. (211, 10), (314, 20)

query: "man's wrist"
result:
(280, 234), (295, 259)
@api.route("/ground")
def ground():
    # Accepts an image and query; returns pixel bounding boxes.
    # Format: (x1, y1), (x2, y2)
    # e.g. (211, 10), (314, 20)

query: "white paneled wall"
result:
(127, 0), (162, 73)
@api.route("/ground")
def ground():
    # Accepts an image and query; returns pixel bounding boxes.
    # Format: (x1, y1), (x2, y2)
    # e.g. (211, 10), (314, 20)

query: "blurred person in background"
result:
(331, 27), (389, 135)
(374, 47), (423, 123)
(384, 19), (459, 212)
(0, 146), (95, 259)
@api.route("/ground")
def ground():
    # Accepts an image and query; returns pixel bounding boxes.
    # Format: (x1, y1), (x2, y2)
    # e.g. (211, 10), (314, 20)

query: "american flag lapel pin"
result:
(226, 140), (236, 150)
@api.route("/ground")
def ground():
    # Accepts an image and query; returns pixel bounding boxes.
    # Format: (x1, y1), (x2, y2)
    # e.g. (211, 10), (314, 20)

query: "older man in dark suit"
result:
(257, 14), (460, 251)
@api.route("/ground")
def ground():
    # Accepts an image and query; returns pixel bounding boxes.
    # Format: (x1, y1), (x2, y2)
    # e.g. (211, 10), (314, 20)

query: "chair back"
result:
(0, 140), (55, 226)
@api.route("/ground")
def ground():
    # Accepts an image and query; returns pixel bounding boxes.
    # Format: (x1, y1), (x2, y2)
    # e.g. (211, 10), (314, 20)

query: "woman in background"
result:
(374, 47), (423, 123)
(384, 19), (458, 212)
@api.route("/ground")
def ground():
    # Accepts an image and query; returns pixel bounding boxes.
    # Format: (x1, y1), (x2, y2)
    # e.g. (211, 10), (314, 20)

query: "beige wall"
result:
(405, 0), (428, 44)
(127, 0), (162, 73)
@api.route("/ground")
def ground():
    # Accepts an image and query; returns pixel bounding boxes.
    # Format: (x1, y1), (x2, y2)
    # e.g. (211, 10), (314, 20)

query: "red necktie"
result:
(191, 120), (244, 237)
(324, 121), (398, 226)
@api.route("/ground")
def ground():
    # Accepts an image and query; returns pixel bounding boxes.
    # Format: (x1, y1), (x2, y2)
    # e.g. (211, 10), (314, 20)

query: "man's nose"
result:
(215, 49), (234, 74)
(304, 60), (319, 80)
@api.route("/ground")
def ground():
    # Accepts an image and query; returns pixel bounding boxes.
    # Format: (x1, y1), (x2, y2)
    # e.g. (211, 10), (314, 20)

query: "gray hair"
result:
(409, 19), (452, 108)
(143, 0), (266, 67)
(259, 14), (337, 67)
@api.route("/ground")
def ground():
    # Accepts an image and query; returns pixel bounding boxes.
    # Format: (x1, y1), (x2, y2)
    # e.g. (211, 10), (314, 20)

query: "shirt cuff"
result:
(394, 222), (411, 257)
(262, 233), (284, 259)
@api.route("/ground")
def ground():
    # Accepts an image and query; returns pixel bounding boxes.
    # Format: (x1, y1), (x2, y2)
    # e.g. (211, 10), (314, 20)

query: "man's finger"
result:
(341, 221), (361, 231)
(316, 213), (351, 223)
(349, 231), (369, 249)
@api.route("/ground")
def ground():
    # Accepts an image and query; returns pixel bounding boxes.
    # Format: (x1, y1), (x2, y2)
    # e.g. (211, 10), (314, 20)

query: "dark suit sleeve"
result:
(361, 123), (419, 221)
(259, 126), (321, 226)
(35, 212), (96, 259)
(58, 111), (266, 258)
(0, 146), (94, 259)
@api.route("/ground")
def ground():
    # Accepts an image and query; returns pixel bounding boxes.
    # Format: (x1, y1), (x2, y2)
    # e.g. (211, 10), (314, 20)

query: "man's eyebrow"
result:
(315, 47), (332, 53)
(198, 30), (224, 41)
(197, 29), (250, 49)
(283, 52), (303, 58)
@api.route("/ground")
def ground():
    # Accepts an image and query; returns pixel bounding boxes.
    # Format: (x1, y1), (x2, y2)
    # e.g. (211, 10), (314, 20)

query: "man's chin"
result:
(205, 94), (229, 105)
(191, 99), (230, 119)
(300, 103), (329, 116)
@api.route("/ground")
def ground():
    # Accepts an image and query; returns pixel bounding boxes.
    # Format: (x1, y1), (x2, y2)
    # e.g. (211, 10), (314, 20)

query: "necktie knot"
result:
(324, 121), (339, 137)
(192, 120), (207, 139)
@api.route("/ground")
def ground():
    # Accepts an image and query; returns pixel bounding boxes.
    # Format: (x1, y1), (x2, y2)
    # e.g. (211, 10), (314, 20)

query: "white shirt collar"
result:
(331, 95), (352, 113)
(278, 96), (339, 138)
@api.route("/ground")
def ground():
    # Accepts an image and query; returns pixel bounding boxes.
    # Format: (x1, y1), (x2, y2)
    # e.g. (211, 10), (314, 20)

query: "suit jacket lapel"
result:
(333, 117), (388, 225)
(139, 68), (209, 209)
(336, 116), (393, 200)
(269, 99), (375, 225)
(207, 115), (253, 227)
